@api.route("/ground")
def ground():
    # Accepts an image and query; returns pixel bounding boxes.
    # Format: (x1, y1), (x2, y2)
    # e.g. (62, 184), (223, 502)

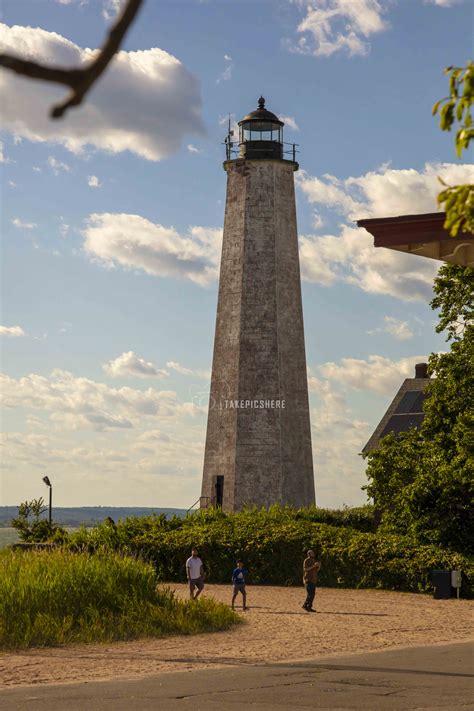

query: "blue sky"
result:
(1, 0), (473, 509)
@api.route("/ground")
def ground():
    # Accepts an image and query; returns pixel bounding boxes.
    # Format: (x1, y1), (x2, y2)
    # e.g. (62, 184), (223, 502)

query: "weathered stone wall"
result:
(201, 158), (315, 510)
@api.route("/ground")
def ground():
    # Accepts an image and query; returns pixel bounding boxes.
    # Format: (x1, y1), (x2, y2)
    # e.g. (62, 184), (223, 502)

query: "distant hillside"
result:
(0, 506), (186, 527)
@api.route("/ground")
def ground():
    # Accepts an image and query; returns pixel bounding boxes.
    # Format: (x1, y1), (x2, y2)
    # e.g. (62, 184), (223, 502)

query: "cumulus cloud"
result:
(296, 162), (474, 302)
(166, 361), (210, 379)
(0, 140), (12, 163)
(82, 213), (222, 287)
(0, 325), (25, 337)
(288, 0), (388, 57)
(425, 0), (460, 5)
(102, 0), (122, 20)
(297, 163), (474, 221)
(0, 369), (204, 432)
(11, 218), (37, 229)
(319, 354), (428, 396)
(103, 351), (169, 379)
(308, 372), (370, 506)
(368, 316), (414, 341)
(187, 144), (202, 154)
(87, 175), (102, 188)
(216, 54), (233, 84)
(0, 24), (205, 161)
(280, 115), (299, 131)
(299, 224), (438, 301)
(306, 350), (432, 504)
(47, 156), (70, 174)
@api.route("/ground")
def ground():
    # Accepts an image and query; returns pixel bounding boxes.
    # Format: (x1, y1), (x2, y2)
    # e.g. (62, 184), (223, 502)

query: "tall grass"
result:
(0, 548), (239, 649)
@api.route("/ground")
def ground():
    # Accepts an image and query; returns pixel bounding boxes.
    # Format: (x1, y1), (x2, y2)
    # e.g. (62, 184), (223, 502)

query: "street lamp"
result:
(42, 475), (52, 526)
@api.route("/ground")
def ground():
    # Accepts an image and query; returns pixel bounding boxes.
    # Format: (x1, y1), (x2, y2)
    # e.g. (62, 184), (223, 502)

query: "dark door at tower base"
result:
(214, 476), (224, 507)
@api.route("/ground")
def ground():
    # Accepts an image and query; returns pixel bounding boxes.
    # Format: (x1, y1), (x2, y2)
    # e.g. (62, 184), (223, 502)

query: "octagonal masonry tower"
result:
(201, 97), (315, 511)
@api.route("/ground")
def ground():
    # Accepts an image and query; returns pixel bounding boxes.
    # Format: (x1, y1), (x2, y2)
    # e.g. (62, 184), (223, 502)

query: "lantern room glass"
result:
(240, 121), (282, 144)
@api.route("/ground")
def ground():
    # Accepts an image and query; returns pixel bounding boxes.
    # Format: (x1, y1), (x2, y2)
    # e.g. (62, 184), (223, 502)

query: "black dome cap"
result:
(239, 96), (283, 126)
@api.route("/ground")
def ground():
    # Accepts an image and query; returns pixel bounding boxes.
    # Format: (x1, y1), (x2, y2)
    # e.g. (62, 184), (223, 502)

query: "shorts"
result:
(233, 583), (246, 594)
(189, 576), (204, 592)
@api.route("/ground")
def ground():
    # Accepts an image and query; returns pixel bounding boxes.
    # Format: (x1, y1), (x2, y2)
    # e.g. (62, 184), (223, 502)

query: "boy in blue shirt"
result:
(231, 559), (248, 611)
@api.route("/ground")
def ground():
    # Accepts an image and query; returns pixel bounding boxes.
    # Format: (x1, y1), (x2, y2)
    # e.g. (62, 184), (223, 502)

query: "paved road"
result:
(1, 642), (473, 710)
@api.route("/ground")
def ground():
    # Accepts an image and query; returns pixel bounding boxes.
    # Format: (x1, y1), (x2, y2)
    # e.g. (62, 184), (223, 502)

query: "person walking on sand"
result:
(302, 549), (320, 613)
(231, 559), (248, 611)
(186, 548), (205, 600)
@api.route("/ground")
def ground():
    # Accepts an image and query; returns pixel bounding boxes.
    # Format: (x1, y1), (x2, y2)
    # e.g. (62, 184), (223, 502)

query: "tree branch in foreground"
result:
(0, 0), (144, 119)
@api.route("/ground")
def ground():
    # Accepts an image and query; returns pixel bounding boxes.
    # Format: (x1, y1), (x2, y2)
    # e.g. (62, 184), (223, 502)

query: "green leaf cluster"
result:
(432, 62), (474, 158)
(432, 63), (474, 236)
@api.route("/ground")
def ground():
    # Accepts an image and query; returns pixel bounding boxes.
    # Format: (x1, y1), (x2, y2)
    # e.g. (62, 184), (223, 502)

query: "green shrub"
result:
(66, 507), (474, 598)
(0, 548), (238, 649)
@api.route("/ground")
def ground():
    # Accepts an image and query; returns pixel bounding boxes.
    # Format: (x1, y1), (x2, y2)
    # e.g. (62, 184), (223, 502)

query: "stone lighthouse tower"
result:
(201, 97), (315, 511)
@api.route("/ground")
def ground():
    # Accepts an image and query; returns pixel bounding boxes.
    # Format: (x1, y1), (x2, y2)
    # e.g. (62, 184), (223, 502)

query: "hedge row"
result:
(67, 507), (474, 598)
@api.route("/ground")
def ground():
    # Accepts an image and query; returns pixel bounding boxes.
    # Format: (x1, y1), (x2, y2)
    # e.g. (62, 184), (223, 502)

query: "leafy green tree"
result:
(11, 499), (67, 543)
(364, 265), (473, 553)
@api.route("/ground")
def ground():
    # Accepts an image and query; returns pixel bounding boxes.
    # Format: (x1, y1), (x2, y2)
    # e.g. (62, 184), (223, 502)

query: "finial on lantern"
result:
(258, 96), (265, 110)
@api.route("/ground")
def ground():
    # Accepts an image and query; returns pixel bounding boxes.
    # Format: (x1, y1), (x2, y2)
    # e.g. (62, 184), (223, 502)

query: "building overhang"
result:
(357, 212), (474, 268)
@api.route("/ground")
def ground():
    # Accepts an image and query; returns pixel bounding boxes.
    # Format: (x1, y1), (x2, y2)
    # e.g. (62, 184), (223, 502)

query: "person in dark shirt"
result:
(302, 549), (321, 612)
(231, 559), (248, 611)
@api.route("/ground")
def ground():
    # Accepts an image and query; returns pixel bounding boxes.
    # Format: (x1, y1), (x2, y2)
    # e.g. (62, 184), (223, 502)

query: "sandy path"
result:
(1, 584), (472, 688)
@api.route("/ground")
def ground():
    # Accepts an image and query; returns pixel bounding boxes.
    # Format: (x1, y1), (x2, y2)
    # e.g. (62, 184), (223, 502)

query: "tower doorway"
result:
(214, 475), (224, 507)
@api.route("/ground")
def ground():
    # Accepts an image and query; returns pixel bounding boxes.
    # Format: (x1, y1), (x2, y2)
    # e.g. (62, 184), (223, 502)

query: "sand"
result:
(1, 584), (472, 688)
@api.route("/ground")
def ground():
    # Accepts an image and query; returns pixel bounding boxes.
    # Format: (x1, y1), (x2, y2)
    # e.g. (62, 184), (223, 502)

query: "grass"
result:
(0, 548), (239, 650)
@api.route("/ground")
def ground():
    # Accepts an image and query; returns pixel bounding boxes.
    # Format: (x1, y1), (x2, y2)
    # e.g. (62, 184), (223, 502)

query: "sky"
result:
(1, 0), (473, 510)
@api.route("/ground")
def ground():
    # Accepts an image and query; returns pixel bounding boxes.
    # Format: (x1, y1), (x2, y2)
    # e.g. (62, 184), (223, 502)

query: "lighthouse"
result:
(201, 97), (315, 511)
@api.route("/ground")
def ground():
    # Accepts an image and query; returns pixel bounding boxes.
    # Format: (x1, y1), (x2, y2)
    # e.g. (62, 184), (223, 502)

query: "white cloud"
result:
(187, 144), (202, 154)
(103, 351), (170, 379)
(216, 54), (233, 84)
(0, 24), (205, 161)
(307, 371), (370, 507)
(11, 218), (37, 229)
(319, 354), (427, 396)
(289, 0), (388, 57)
(87, 175), (102, 188)
(102, 0), (122, 20)
(0, 140), (12, 163)
(0, 369), (204, 432)
(296, 162), (474, 302)
(166, 361), (210, 379)
(299, 224), (438, 301)
(368, 316), (414, 341)
(297, 162), (474, 221)
(82, 213), (222, 287)
(8, 180), (17, 188)
(279, 115), (299, 131)
(0, 325), (25, 337)
(425, 0), (460, 5)
(47, 156), (70, 175)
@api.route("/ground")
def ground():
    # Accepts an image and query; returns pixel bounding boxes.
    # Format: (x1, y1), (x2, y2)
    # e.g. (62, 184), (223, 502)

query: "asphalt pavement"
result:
(1, 641), (473, 710)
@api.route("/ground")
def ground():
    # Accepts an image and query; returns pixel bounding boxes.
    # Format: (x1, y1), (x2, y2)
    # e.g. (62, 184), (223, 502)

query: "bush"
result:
(66, 507), (474, 597)
(0, 548), (238, 649)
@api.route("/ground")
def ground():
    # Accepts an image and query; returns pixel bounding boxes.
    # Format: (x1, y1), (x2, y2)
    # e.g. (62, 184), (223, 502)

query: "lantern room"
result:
(238, 96), (284, 160)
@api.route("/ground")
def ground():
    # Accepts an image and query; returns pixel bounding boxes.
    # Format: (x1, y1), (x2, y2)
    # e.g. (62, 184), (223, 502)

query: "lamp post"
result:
(42, 475), (52, 526)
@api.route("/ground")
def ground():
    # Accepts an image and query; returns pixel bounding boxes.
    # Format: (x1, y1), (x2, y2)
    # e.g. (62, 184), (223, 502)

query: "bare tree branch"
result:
(0, 0), (144, 119)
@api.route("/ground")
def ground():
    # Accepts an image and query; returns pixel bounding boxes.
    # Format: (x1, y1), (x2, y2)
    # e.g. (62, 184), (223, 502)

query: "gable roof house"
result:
(362, 362), (431, 455)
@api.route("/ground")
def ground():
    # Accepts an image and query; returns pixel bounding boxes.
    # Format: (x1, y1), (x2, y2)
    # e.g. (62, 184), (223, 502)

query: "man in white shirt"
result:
(185, 548), (205, 599)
